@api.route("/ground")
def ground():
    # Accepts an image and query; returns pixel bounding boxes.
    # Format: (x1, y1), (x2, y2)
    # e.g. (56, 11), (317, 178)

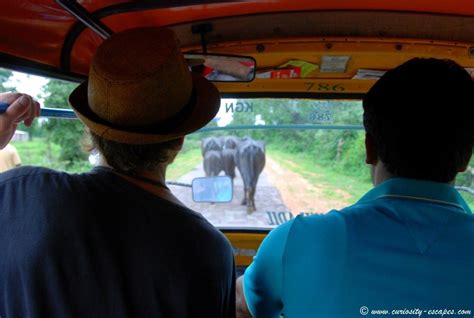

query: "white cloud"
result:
(215, 98), (235, 127)
(5, 72), (49, 103)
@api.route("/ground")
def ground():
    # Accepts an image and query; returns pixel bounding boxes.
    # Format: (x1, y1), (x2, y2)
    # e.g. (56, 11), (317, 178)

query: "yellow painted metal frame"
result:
(223, 232), (268, 266)
(218, 78), (374, 94)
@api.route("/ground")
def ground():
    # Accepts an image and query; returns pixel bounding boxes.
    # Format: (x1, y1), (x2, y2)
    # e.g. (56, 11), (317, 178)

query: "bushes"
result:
(41, 80), (87, 169)
(338, 133), (371, 181)
(269, 128), (370, 182)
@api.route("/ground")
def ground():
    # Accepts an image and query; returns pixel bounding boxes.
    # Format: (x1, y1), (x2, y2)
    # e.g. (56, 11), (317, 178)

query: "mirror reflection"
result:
(185, 54), (256, 82)
(192, 176), (233, 203)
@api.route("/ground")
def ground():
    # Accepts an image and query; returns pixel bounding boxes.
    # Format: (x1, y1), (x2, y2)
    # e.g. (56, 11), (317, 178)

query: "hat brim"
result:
(69, 73), (220, 144)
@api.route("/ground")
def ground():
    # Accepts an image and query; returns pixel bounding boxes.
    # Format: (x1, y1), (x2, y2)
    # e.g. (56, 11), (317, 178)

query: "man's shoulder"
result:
(119, 189), (233, 256)
(287, 211), (347, 243)
(284, 201), (396, 244)
(251, 212), (348, 263)
(0, 165), (67, 184)
(294, 208), (348, 225)
(292, 201), (375, 225)
(180, 206), (232, 249)
(163, 205), (234, 269)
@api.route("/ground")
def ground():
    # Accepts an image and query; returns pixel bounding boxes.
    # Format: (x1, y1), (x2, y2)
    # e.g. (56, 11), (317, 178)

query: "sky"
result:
(6, 72), (49, 103)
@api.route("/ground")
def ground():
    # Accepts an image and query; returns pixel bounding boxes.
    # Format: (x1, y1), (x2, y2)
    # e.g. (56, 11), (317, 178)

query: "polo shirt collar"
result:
(358, 177), (472, 214)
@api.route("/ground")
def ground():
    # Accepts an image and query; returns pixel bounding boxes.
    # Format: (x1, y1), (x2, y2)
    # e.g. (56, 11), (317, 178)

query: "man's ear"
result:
(171, 137), (185, 151)
(457, 151), (472, 173)
(365, 133), (378, 165)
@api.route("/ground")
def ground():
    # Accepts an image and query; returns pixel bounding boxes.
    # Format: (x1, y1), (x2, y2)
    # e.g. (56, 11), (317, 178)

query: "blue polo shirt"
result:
(243, 178), (474, 318)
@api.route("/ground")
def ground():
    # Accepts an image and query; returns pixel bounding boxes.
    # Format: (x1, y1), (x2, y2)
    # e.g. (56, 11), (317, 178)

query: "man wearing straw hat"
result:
(0, 28), (235, 317)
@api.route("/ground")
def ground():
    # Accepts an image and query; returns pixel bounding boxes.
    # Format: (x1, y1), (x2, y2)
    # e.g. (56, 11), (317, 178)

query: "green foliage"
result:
(461, 192), (474, 210)
(455, 157), (473, 188)
(11, 139), (61, 168)
(41, 80), (87, 168)
(189, 99), (370, 184)
(192, 98), (473, 198)
(220, 99), (370, 181)
(16, 121), (43, 140)
(338, 132), (371, 181)
(0, 69), (13, 93)
(11, 139), (91, 173)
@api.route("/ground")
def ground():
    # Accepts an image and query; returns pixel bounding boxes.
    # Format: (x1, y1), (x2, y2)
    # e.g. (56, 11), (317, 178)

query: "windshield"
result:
(4, 71), (474, 230)
(171, 98), (369, 229)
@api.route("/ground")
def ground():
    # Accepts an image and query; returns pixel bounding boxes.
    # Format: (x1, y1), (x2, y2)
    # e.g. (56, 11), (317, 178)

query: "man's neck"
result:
(371, 162), (456, 186)
(95, 155), (185, 206)
(371, 161), (393, 186)
(136, 166), (168, 186)
(98, 161), (168, 187)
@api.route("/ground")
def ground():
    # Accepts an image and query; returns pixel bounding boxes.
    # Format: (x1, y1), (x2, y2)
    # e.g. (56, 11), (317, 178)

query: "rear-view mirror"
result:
(192, 176), (233, 203)
(185, 53), (256, 82)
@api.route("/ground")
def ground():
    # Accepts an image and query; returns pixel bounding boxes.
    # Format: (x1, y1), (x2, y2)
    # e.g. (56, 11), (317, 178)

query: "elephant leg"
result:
(246, 189), (253, 213)
(249, 187), (257, 212)
(241, 186), (247, 206)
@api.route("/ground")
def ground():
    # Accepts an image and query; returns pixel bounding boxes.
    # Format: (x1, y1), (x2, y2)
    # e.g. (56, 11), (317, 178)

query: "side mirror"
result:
(192, 176), (233, 203)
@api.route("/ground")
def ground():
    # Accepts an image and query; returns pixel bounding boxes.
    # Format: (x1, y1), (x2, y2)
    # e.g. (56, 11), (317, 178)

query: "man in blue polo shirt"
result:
(236, 58), (474, 318)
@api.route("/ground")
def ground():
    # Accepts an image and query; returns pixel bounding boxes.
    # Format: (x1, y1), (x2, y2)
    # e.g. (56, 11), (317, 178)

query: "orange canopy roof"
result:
(1, 0), (474, 82)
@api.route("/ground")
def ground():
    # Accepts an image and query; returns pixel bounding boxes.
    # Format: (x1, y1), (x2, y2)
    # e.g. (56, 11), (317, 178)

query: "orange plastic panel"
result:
(2, 0), (474, 71)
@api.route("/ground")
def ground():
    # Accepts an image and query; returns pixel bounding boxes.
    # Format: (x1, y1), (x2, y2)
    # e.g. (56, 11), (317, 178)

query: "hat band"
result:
(91, 88), (197, 134)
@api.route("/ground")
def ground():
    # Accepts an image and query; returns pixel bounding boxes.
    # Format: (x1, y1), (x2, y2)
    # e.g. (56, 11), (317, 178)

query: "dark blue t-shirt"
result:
(0, 166), (235, 318)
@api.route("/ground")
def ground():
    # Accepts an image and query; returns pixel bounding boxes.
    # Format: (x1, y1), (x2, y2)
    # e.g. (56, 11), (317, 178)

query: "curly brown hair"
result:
(89, 132), (182, 175)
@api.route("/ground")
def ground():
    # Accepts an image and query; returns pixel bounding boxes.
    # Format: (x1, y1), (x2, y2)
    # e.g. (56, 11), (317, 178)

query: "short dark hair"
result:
(90, 132), (182, 175)
(363, 58), (473, 182)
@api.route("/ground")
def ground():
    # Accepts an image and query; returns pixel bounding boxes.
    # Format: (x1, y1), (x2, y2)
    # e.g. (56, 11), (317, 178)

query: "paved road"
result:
(168, 162), (289, 229)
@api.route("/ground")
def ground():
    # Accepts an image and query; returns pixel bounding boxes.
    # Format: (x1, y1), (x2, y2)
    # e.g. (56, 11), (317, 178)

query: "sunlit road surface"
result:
(169, 162), (289, 229)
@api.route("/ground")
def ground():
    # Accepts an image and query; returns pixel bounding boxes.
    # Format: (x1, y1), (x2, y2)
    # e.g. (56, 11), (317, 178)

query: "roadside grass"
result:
(11, 139), (474, 211)
(268, 146), (372, 206)
(460, 193), (474, 211)
(166, 139), (202, 181)
(12, 139), (92, 173)
(268, 146), (474, 211)
(12, 138), (203, 180)
(12, 139), (84, 171)
(12, 139), (60, 168)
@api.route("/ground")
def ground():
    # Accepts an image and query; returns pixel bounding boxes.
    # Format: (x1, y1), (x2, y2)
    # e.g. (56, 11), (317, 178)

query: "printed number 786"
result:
(304, 82), (345, 92)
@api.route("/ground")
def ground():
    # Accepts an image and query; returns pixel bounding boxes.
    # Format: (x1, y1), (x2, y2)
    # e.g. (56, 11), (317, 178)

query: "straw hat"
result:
(69, 27), (220, 144)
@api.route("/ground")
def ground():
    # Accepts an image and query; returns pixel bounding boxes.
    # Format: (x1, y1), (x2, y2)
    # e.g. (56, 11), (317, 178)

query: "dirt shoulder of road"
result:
(264, 156), (351, 214)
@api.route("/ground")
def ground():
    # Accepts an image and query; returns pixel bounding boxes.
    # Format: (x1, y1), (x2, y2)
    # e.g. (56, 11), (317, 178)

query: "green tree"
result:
(41, 80), (86, 168)
(0, 69), (13, 92)
(226, 98), (369, 180)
